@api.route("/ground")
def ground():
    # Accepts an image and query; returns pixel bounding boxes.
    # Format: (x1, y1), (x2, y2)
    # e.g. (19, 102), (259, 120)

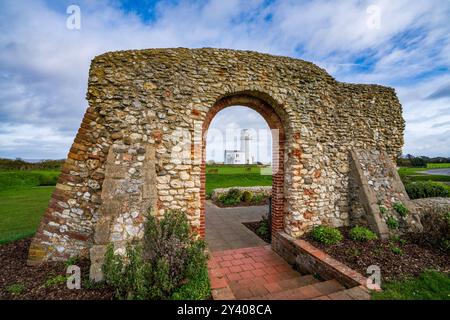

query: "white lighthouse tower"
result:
(240, 129), (253, 164)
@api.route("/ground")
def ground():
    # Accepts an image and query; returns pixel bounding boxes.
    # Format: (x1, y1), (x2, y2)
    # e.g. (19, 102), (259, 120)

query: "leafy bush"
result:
(349, 226), (377, 242)
(218, 188), (242, 205)
(386, 217), (399, 230)
(410, 157), (426, 167)
(241, 190), (253, 203)
(419, 210), (450, 253)
(256, 216), (270, 238)
(102, 210), (210, 300)
(405, 181), (450, 200)
(44, 274), (67, 288)
(310, 225), (343, 245)
(251, 194), (266, 204)
(6, 283), (25, 295)
(390, 246), (403, 255)
(393, 202), (408, 217)
(379, 205), (388, 215)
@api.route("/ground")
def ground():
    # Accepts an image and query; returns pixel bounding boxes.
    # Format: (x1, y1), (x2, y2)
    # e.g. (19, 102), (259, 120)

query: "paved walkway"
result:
(205, 201), (268, 251)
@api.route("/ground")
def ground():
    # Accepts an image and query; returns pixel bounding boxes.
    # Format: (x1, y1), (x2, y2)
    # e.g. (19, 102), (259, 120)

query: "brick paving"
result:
(205, 203), (370, 300)
(208, 246), (371, 300)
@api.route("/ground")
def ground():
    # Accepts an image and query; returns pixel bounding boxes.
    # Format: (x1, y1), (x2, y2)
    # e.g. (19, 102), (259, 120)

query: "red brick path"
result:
(208, 246), (371, 300)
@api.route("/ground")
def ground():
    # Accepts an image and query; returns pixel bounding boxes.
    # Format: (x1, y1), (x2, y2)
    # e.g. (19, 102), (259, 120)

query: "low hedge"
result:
(405, 181), (450, 200)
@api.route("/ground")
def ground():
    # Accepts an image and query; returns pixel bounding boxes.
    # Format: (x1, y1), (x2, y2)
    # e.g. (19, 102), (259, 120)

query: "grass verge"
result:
(372, 270), (450, 300)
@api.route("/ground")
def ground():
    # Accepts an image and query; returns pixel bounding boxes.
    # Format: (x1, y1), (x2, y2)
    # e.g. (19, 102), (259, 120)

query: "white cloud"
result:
(0, 0), (449, 159)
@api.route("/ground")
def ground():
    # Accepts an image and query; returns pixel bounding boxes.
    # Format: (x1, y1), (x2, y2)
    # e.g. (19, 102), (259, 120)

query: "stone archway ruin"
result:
(201, 94), (287, 237)
(27, 48), (418, 279)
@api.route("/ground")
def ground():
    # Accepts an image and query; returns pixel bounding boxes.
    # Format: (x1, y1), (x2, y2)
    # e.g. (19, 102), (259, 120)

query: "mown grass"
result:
(206, 164), (265, 174)
(0, 165), (271, 243)
(205, 165), (272, 195)
(372, 270), (450, 300)
(206, 173), (272, 196)
(0, 170), (58, 243)
(0, 186), (54, 243)
(427, 163), (450, 169)
(0, 170), (60, 189)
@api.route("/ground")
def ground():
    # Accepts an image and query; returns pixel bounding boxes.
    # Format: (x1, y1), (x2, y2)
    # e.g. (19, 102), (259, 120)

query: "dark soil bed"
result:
(212, 198), (269, 208)
(243, 221), (271, 243)
(305, 227), (450, 282)
(0, 238), (115, 300)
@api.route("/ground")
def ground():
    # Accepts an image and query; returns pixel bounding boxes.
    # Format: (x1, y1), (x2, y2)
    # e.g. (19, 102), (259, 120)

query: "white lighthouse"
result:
(240, 129), (253, 164)
(224, 129), (254, 164)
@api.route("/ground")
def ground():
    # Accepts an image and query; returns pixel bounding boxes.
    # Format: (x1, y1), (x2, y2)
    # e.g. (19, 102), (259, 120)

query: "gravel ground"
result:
(0, 238), (115, 300)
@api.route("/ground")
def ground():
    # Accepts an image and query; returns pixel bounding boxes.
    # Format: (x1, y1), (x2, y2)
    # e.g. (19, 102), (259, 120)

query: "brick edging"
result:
(272, 232), (380, 291)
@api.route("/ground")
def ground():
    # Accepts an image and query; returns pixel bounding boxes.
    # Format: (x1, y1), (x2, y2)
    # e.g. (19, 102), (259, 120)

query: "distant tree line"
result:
(0, 158), (65, 170)
(398, 154), (450, 167)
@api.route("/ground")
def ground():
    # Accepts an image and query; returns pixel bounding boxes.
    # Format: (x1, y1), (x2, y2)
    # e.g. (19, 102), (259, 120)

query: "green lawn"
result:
(0, 165), (271, 243)
(0, 170), (58, 243)
(206, 164), (264, 174)
(205, 165), (272, 195)
(426, 163), (450, 169)
(206, 173), (272, 195)
(372, 270), (450, 300)
(0, 186), (54, 244)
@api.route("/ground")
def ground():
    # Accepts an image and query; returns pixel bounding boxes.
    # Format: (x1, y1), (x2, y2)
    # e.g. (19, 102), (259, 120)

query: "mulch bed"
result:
(212, 198), (269, 208)
(243, 221), (271, 243)
(0, 238), (115, 300)
(305, 227), (450, 282)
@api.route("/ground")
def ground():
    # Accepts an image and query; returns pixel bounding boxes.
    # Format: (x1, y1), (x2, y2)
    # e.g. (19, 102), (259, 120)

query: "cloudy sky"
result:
(0, 0), (449, 161)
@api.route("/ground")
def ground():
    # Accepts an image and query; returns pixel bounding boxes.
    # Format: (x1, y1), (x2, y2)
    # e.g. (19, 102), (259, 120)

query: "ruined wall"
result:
(348, 149), (422, 239)
(28, 48), (405, 266)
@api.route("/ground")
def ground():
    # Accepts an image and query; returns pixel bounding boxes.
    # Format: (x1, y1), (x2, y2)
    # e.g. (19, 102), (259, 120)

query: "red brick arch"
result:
(200, 93), (286, 237)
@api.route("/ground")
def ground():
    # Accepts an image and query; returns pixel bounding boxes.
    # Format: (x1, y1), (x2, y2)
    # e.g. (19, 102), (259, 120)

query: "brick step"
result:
(313, 286), (371, 300)
(276, 274), (320, 291)
(249, 279), (345, 300)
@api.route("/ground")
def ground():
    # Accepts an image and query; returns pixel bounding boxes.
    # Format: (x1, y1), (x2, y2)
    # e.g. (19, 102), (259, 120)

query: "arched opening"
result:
(200, 94), (286, 249)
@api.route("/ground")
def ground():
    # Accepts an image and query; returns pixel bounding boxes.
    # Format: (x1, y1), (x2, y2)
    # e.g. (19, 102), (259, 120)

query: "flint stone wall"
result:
(28, 48), (405, 270)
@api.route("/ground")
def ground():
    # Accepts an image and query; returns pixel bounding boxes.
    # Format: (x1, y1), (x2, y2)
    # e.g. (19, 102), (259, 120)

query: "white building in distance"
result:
(224, 129), (254, 164)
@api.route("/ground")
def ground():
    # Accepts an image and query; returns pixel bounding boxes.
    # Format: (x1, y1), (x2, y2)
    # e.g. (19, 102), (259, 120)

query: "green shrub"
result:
(349, 226), (377, 242)
(6, 283), (25, 295)
(256, 216), (270, 238)
(102, 210), (210, 300)
(44, 274), (67, 288)
(241, 190), (253, 203)
(420, 210), (450, 253)
(251, 194), (265, 203)
(310, 225), (343, 245)
(390, 246), (403, 255)
(386, 217), (399, 230)
(393, 202), (408, 217)
(64, 256), (79, 267)
(227, 188), (241, 199)
(218, 188), (242, 205)
(405, 181), (450, 200)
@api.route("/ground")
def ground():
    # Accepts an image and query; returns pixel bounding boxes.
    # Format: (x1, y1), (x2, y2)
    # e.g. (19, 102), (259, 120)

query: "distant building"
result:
(224, 129), (254, 164)
(224, 150), (246, 164)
